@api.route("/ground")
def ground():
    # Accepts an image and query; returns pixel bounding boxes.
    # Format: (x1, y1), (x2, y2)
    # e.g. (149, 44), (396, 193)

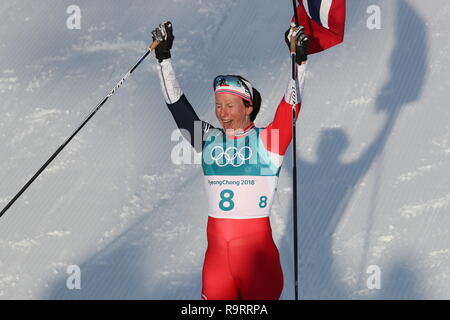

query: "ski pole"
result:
(0, 40), (160, 219)
(291, 0), (300, 301)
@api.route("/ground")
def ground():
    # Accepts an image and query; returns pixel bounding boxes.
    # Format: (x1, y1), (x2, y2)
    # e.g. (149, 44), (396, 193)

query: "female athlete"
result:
(151, 21), (308, 300)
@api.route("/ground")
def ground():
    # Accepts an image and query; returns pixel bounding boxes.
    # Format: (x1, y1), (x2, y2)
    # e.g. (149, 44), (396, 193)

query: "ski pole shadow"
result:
(358, 0), (428, 294)
(278, 0), (428, 299)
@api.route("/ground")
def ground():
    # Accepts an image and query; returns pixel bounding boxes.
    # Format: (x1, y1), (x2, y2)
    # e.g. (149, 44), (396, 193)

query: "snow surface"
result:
(0, 0), (449, 299)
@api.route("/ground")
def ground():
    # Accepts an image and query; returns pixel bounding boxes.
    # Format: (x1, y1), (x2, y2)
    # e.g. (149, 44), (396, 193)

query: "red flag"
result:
(293, 0), (346, 54)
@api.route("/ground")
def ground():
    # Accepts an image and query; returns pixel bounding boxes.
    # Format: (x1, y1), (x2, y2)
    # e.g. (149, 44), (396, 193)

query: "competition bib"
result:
(202, 127), (283, 219)
(204, 175), (278, 219)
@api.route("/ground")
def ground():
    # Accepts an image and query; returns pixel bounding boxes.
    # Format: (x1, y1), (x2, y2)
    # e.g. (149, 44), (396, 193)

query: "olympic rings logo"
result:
(210, 146), (253, 167)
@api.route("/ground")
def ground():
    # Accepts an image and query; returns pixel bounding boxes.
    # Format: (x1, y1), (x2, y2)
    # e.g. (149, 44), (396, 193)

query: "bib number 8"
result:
(259, 195), (268, 208)
(219, 190), (268, 211)
(219, 189), (235, 211)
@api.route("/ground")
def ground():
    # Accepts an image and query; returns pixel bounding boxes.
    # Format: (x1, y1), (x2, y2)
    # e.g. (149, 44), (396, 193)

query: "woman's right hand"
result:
(151, 21), (174, 62)
(285, 25), (308, 64)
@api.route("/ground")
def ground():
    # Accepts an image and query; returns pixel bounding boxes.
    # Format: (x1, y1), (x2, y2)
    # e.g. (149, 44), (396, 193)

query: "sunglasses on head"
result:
(213, 75), (253, 102)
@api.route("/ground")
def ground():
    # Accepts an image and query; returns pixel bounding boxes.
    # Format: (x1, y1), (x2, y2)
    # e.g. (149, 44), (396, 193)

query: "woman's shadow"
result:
(278, 0), (428, 299)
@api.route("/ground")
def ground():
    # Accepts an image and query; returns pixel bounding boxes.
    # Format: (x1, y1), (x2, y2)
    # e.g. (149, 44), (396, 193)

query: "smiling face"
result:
(215, 93), (253, 135)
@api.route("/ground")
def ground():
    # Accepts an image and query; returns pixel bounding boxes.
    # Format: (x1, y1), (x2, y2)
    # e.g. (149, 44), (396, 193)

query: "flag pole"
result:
(291, 0), (300, 301)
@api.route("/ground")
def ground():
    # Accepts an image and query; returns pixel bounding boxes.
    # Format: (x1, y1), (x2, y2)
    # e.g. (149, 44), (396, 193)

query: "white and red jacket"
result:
(157, 59), (306, 219)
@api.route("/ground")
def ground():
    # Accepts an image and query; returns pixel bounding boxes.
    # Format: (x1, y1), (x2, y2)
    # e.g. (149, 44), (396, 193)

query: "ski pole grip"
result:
(289, 23), (297, 54)
(290, 31), (296, 54)
(149, 40), (160, 51)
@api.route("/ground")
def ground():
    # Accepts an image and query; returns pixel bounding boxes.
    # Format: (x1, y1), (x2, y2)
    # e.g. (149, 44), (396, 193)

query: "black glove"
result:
(285, 25), (309, 64)
(152, 21), (174, 63)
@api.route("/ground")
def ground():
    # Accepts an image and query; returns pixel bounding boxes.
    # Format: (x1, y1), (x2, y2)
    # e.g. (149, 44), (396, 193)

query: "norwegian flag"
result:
(293, 0), (346, 54)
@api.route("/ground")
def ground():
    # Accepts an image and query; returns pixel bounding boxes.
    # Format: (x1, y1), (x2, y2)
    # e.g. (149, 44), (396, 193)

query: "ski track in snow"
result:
(96, 169), (190, 250)
(396, 164), (436, 183)
(4, 230), (72, 252)
(399, 193), (450, 219)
